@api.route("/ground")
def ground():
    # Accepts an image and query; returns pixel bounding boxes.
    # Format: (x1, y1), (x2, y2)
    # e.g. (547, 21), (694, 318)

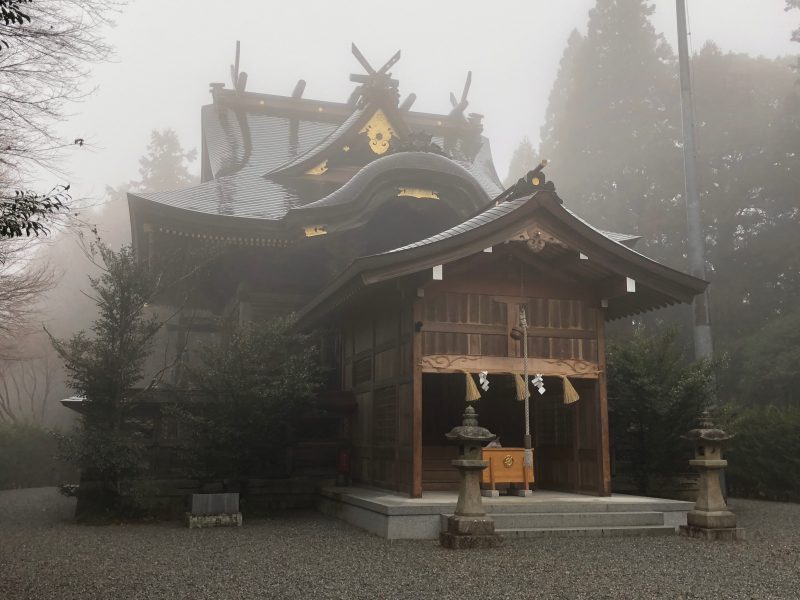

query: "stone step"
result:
(483, 500), (692, 515)
(490, 511), (665, 530)
(496, 525), (677, 538)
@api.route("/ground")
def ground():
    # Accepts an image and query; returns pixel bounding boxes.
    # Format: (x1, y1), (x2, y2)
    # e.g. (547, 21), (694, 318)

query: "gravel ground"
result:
(1, 488), (798, 600)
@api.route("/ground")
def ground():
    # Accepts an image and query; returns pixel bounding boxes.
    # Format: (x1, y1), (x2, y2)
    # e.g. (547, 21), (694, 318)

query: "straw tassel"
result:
(514, 374), (529, 401)
(464, 372), (482, 402)
(562, 376), (580, 404)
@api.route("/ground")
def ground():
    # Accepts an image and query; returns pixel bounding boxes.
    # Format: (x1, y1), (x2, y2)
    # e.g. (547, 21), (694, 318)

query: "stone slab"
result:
(185, 512), (242, 528)
(497, 525), (676, 538)
(318, 486), (692, 540)
(190, 493), (239, 515)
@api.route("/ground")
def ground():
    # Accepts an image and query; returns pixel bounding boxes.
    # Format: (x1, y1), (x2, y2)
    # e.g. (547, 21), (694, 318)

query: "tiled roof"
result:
(380, 198), (528, 254)
(267, 108), (365, 175)
(141, 108), (339, 219)
(137, 102), (503, 222)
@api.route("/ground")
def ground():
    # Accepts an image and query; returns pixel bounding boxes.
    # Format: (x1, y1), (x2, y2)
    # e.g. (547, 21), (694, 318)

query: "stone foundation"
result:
(680, 525), (745, 541)
(439, 515), (502, 549)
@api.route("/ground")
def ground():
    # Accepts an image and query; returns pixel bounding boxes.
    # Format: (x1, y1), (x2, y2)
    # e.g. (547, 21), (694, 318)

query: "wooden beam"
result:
(411, 300), (423, 498)
(595, 309), (612, 496)
(420, 321), (597, 339)
(420, 354), (599, 378)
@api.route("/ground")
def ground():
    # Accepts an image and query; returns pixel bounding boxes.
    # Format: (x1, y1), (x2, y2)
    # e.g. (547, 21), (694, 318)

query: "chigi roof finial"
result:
(348, 43), (401, 107)
(448, 71), (472, 119)
(230, 40), (248, 94)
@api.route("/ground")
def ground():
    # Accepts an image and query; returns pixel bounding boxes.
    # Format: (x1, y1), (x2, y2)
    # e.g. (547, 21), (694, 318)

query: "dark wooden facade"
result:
(124, 49), (707, 498)
(333, 245), (613, 496)
(301, 190), (707, 498)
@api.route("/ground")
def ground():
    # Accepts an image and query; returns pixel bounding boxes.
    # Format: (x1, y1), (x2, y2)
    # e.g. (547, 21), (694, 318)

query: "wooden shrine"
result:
(121, 44), (708, 497)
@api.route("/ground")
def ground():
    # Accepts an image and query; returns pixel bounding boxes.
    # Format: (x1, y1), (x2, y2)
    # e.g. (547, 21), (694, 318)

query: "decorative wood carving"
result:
(419, 354), (600, 378)
(512, 222), (569, 253)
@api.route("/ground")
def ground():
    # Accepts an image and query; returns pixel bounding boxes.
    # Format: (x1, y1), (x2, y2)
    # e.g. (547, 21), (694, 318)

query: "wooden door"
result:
(533, 378), (602, 494)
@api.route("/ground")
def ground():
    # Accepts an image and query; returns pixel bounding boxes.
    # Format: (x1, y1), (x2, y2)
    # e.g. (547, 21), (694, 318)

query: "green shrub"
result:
(720, 405), (800, 501)
(175, 317), (323, 483)
(608, 328), (713, 495)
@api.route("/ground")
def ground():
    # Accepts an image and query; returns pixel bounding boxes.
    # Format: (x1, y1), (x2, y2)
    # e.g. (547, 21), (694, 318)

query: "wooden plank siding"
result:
(341, 293), (415, 494)
(420, 291), (599, 367)
(416, 258), (608, 495)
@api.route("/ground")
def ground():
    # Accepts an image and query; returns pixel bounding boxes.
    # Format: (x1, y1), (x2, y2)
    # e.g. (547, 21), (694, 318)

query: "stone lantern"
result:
(439, 406), (502, 549)
(680, 411), (745, 541)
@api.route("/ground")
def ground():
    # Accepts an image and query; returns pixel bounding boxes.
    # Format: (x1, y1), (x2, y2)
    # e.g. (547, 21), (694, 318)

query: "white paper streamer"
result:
(531, 374), (545, 395)
(479, 370), (490, 392)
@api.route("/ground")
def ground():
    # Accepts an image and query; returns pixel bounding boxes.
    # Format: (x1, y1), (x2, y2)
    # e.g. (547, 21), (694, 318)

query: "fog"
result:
(56, 0), (797, 197)
(2, 0), (797, 460)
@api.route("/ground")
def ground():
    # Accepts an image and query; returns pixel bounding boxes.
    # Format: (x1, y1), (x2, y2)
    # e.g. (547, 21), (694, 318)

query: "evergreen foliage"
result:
(721, 404), (800, 502)
(541, 0), (800, 408)
(540, 0), (681, 254)
(50, 244), (162, 516)
(503, 137), (537, 187)
(607, 329), (713, 495)
(175, 318), (323, 483)
(134, 129), (198, 192)
(723, 307), (800, 406)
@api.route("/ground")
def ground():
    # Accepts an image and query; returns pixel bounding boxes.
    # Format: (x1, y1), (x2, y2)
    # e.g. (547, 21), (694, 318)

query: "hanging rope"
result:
(521, 307), (534, 468)
(562, 376), (580, 404)
(464, 372), (481, 402)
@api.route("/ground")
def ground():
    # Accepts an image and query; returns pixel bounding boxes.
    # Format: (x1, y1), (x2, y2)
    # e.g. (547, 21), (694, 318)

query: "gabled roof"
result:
(128, 44), (510, 236)
(297, 190), (708, 324)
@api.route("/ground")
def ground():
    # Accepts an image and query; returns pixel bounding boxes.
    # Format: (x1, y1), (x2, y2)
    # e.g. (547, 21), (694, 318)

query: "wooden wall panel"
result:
(421, 291), (601, 366)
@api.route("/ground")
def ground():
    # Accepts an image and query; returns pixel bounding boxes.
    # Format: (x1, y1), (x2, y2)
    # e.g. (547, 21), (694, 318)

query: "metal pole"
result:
(676, 0), (713, 360)
(521, 307), (533, 468)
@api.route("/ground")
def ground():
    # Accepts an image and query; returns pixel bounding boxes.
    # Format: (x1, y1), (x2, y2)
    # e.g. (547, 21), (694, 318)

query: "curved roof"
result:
(131, 99), (502, 226)
(297, 191), (708, 324)
(285, 151), (492, 220)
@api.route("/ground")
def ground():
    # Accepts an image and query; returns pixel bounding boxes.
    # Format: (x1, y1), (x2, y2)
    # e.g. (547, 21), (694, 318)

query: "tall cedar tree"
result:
(539, 0), (684, 266)
(50, 245), (161, 513)
(134, 129), (198, 192)
(540, 1), (800, 407)
(503, 137), (537, 187)
(691, 45), (800, 352)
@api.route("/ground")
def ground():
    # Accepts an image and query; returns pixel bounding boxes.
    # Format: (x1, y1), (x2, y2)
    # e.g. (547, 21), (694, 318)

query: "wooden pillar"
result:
(411, 299), (423, 498)
(595, 309), (612, 496)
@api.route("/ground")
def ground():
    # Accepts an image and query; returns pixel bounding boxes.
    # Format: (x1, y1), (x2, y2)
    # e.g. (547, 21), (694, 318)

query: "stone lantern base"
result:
(439, 515), (502, 549)
(680, 524), (746, 541)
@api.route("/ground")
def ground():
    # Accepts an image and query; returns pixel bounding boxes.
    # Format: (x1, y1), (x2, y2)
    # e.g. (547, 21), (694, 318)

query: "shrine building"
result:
(127, 45), (707, 499)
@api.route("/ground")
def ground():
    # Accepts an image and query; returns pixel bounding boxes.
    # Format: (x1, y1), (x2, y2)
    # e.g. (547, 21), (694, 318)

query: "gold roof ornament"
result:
(360, 109), (395, 155)
(303, 225), (327, 237)
(397, 187), (439, 200)
(305, 160), (329, 176)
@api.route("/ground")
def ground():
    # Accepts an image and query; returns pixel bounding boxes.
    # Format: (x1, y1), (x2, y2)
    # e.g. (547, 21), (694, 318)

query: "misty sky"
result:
(54, 0), (798, 203)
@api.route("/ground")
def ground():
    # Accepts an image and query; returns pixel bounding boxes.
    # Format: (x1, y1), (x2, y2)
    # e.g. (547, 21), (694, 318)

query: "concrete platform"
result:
(318, 486), (693, 540)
